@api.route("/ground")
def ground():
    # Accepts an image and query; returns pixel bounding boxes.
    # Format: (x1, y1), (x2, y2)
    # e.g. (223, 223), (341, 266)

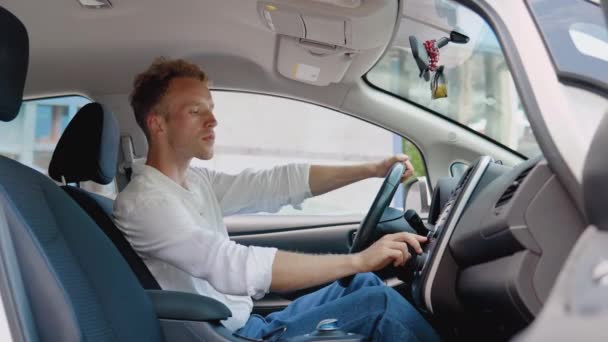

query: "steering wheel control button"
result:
(316, 318), (339, 331)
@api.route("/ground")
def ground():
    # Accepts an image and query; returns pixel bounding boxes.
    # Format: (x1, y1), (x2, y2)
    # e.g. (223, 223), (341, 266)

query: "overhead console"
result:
(257, 0), (398, 85)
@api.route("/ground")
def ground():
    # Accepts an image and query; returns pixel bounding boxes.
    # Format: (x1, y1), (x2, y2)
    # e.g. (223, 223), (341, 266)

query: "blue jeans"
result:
(236, 273), (440, 341)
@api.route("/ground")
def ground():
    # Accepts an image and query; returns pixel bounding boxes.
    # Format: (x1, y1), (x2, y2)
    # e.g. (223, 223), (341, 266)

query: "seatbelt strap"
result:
(120, 136), (135, 182)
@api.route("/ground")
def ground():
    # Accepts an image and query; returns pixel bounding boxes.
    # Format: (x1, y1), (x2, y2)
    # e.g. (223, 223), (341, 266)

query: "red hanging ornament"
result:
(423, 39), (440, 72)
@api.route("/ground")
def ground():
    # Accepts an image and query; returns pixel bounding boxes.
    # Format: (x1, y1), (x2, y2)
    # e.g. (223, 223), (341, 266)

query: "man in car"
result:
(113, 57), (440, 342)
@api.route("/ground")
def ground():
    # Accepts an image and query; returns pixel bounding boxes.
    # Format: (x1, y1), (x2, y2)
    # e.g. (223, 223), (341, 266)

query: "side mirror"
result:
(450, 161), (469, 178)
(403, 176), (432, 217)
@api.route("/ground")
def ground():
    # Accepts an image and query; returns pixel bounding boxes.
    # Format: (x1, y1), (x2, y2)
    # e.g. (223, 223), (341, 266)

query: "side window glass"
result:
(191, 91), (427, 216)
(0, 96), (117, 198)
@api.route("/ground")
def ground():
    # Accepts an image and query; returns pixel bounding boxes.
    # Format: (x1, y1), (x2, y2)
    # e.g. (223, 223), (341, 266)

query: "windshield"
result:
(367, 0), (541, 158)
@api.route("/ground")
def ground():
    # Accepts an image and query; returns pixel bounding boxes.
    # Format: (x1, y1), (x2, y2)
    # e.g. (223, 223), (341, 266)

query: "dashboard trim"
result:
(423, 156), (493, 313)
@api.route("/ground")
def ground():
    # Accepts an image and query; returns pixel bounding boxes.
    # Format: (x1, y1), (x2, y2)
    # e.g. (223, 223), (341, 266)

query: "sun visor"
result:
(258, 0), (397, 86)
(262, 9), (306, 38)
(262, 9), (349, 46)
(303, 15), (349, 46)
(277, 36), (354, 85)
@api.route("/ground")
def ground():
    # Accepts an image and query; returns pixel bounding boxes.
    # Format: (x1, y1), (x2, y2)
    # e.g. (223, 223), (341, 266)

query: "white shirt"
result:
(113, 162), (311, 330)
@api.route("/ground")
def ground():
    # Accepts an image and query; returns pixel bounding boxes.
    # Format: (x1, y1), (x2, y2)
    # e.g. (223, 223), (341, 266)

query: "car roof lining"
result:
(2, 0), (397, 103)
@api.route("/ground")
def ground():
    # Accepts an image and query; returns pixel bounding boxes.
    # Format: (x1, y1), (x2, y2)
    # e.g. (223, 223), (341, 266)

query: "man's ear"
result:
(146, 112), (165, 137)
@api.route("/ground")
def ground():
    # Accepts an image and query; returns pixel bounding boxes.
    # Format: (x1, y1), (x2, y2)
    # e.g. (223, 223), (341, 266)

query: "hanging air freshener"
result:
(410, 32), (468, 99)
(422, 40), (447, 99)
(431, 66), (447, 99)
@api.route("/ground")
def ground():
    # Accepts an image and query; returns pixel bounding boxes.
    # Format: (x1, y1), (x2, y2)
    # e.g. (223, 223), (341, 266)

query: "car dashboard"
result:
(408, 156), (586, 336)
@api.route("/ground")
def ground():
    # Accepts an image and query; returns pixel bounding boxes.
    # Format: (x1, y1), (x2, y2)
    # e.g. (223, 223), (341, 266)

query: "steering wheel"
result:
(339, 162), (406, 287)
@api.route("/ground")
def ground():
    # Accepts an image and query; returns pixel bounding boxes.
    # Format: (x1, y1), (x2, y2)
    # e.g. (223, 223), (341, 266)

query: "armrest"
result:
(146, 290), (232, 322)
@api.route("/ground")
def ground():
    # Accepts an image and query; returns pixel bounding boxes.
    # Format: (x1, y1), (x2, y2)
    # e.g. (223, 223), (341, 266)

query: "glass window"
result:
(366, 0), (541, 158)
(0, 96), (117, 198)
(35, 105), (54, 140)
(527, 0), (608, 92)
(191, 91), (428, 216)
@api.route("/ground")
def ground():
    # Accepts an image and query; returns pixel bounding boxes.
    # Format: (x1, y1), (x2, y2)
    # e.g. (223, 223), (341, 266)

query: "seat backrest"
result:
(583, 112), (608, 232)
(48, 102), (161, 290)
(0, 6), (163, 341)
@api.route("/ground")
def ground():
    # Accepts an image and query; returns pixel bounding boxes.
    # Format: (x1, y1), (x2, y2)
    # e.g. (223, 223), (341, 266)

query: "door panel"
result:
(226, 215), (361, 237)
(227, 215), (407, 314)
(230, 221), (359, 255)
(227, 215), (361, 312)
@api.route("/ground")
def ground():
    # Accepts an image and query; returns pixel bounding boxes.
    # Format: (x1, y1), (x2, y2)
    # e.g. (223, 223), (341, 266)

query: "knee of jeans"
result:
(353, 272), (384, 287)
(362, 286), (411, 312)
(360, 286), (393, 305)
(366, 287), (423, 323)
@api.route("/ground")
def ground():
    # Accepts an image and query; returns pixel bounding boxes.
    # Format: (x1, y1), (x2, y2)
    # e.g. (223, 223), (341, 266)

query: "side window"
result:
(0, 96), (117, 198)
(191, 91), (427, 216)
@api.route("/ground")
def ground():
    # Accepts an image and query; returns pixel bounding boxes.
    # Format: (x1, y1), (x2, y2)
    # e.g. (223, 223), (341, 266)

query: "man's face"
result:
(155, 77), (217, 160)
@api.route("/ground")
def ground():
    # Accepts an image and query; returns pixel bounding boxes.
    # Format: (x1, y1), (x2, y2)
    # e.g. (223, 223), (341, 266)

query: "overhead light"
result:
(77, 0), (112, 9)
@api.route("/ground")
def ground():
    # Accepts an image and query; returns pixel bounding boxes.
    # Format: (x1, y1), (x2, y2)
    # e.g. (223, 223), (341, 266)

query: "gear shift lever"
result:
(281, 319), (366, 341)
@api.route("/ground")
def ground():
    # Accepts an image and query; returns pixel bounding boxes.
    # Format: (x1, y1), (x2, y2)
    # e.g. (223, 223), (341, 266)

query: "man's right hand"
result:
(270, 232), (427, 292)
(353, 232), (427, 273)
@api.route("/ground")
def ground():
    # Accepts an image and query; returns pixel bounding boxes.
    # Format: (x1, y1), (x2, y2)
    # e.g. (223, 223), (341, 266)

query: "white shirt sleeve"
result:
(200, 163), (312, 216)
(118, 195), (277, 299)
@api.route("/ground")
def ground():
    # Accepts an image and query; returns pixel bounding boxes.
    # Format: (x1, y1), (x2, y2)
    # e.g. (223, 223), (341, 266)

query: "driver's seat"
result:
(0, 5), (235, 341)
(0, 8), (162, 340)
(47, 101), (161, 290)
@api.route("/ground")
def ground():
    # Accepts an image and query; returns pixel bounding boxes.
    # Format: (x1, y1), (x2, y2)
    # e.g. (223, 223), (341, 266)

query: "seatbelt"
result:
(120, 136), (135, 182)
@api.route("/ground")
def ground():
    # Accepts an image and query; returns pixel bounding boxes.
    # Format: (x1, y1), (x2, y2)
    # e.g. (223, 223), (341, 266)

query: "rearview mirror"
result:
(450, 31), (470, 44)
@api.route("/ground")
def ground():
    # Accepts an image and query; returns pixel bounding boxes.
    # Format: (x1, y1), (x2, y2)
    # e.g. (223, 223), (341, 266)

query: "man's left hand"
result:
(374, 154), (415, 182)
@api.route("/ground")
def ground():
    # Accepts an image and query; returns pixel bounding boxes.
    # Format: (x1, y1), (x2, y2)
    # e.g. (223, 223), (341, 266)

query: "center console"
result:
(409, 156), (493, 313)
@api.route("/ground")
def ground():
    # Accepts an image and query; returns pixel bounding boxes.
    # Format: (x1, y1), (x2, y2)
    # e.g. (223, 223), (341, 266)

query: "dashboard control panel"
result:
(410, 156), (493, 313)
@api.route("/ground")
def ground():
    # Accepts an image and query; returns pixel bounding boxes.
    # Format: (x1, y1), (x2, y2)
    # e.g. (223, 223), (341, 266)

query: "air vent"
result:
(495, 166), (533, 208)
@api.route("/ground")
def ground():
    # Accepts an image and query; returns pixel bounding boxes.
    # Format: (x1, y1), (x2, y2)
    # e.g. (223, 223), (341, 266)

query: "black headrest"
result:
(0, 6), (28, 122)
(49, 103), (119, 185)
(583, 113), (608, 231)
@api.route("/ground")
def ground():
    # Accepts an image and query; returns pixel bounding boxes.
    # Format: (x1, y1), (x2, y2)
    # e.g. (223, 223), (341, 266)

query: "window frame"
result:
(362, 76), (528, 160)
